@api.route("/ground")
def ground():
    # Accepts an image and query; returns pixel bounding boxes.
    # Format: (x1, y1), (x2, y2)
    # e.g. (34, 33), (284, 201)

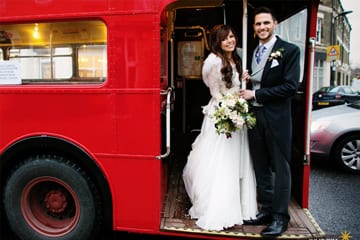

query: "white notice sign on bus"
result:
(0, 61), (21, 84)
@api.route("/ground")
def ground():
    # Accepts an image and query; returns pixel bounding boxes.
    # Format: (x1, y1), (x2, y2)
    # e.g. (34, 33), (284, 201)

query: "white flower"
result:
(268, 48), (284, 61)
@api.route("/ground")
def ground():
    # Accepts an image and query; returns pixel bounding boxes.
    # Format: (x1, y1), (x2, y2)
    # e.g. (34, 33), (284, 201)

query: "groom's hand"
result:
(239, 89), (255, 100)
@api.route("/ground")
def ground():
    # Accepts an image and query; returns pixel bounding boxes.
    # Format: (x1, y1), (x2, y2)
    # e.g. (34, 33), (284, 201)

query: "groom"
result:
(239, 6), (300, 237)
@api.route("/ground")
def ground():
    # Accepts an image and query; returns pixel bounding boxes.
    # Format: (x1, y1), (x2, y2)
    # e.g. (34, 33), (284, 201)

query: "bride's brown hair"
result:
(208, 24), (242, 88)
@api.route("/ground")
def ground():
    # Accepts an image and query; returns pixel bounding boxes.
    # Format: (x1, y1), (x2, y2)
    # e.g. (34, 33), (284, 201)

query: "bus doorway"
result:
(160, 0), (324, 238)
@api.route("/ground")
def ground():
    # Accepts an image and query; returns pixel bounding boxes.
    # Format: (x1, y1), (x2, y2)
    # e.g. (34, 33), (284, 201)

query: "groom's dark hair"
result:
(254, 6), (277, 21)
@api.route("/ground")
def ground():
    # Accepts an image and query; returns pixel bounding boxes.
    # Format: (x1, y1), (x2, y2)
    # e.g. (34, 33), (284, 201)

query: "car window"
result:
(343, 87), (352, 94)
(330, 86), (341, 93)
(350, 87), (358, 94)
(320, 86), (332, 92)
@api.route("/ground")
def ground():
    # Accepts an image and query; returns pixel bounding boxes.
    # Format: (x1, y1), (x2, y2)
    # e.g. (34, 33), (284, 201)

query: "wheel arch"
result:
(0, 135), (113, 235)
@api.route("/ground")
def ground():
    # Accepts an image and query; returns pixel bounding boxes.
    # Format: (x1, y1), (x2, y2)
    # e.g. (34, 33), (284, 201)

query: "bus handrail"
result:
(304, 37), (316, 165)
(157, 87), (172, 159)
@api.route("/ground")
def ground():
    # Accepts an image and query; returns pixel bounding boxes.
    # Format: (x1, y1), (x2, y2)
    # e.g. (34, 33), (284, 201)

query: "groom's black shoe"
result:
(243, 211), (272, 225)
(261, 216), (288, 237)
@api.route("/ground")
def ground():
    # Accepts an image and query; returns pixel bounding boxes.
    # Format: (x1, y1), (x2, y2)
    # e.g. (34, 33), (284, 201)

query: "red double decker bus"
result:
(0, 0), (323, 239)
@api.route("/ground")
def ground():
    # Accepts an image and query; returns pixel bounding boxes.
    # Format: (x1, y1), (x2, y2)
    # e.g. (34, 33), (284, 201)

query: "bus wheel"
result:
(3, 156), (101, 240)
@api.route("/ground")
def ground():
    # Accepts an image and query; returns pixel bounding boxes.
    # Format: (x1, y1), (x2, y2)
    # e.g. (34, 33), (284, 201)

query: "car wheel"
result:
(3, 155), (102, 240)
(334, 134), (360, 173)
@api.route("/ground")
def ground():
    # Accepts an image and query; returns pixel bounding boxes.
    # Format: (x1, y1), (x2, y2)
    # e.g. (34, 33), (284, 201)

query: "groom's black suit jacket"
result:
(248, 36), (300, 160)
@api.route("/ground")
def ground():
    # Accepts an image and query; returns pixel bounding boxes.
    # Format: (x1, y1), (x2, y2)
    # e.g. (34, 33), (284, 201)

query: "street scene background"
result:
(309, 159), (360, 240)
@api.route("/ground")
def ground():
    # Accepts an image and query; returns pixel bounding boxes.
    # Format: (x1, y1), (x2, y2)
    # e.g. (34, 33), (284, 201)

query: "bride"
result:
(182, 24), (258, 231)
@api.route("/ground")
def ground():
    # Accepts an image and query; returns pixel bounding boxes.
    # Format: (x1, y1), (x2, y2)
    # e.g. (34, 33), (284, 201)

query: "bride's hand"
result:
(242, 70), (250, 83)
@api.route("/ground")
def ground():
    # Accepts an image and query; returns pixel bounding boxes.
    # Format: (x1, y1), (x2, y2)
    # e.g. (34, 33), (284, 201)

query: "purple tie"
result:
(256, 45), (266, 64)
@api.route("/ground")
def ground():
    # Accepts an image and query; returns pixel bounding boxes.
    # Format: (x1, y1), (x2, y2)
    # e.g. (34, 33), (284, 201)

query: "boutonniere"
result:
(268, 47), (284, 61)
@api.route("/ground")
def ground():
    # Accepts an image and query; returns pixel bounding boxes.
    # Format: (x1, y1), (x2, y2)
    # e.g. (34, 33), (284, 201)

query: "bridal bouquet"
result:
(212, 92), (256, 138)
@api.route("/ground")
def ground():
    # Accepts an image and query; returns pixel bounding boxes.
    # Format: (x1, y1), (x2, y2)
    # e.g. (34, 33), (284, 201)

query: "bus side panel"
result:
(0, 90), (117, 153)
(0, 0), (174, 20)
(107, 14), (163, 231)
(109, 14), (161, 89)
(102, 157), (161, 232)
(108, 13), (161, 151)
(0, 90), (160, 162)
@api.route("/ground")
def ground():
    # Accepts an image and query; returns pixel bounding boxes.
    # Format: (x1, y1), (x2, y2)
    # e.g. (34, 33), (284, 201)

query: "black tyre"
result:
(3, 155), (102, 240)
(334, 134), (360, 173)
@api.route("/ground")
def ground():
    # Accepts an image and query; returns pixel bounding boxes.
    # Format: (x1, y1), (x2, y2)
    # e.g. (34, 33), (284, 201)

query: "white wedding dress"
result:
(183, 53), (258, 231)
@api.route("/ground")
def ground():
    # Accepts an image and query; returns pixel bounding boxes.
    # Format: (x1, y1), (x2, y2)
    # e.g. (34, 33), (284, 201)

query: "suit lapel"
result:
(261, 37), (282, 82)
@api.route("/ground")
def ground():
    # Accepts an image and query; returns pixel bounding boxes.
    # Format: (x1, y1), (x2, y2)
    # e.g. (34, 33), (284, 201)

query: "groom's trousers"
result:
(248, 107), (292, 221)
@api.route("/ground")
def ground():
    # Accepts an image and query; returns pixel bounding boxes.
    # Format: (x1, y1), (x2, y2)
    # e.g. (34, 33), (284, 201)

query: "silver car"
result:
(311, 100), (360, 173)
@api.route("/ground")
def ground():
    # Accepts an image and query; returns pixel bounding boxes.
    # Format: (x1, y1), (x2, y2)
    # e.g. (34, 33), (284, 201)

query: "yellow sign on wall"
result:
(327, 45), (340, 61)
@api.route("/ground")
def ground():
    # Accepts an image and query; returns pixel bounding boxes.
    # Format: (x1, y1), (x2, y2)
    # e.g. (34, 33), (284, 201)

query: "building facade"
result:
(314, 0), (352, 91)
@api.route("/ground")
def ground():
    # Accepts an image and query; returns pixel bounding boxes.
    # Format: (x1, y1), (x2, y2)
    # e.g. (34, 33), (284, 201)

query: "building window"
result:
(316, 17), (322, 44)
(313, 59), (324, 91)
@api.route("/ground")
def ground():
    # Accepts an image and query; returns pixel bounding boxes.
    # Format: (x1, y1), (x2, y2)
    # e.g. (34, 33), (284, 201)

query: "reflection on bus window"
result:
(78, 45), (107, 78)
(0, 20), (107, 84)
(0, 30), (12, 61)
(276, 9), (307, 82)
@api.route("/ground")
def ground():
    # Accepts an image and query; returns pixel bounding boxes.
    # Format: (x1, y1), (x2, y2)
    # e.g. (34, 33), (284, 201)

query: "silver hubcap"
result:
(341, 139), (360, 171)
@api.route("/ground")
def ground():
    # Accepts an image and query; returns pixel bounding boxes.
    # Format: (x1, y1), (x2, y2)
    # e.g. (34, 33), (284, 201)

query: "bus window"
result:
(275, 9), (307, 81)
(0, 20), (107, 83)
